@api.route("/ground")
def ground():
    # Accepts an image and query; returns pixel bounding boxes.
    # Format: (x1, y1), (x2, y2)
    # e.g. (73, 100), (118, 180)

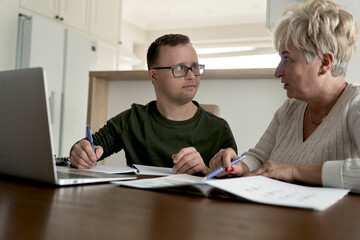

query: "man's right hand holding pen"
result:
(208, 148), (250, 178)
(70, 139), (103, 169)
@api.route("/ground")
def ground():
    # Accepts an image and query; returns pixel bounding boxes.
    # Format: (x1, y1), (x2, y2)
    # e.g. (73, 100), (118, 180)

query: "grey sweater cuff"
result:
(322, 160), (344, 188)
(242, 156), (262, 172)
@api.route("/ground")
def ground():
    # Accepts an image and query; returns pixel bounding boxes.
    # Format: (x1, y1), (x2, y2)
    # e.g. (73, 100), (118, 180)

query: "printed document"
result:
(113, 175), (349, 211)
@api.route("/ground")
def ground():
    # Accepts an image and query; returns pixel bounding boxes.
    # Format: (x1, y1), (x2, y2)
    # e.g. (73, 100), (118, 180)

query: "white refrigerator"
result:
(16, 15), (97, 156)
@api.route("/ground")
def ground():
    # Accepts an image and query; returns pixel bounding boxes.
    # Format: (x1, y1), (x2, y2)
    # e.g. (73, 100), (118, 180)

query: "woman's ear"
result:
(319, 52), (334, 75)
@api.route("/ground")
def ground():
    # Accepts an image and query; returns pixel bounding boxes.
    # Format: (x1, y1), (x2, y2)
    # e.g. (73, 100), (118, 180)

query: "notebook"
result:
(84, 164), (176, 176)
(0, 67), (135, 185)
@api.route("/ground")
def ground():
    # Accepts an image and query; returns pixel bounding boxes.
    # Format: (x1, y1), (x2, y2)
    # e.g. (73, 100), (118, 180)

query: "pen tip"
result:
(201, 177), (207, 182)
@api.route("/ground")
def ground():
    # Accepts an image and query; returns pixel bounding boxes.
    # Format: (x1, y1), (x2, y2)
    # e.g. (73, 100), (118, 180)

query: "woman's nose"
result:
(274, 62), (283, 78)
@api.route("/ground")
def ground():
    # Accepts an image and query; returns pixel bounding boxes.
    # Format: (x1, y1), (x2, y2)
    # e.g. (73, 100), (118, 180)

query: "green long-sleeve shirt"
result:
(92, 101), (237, 167)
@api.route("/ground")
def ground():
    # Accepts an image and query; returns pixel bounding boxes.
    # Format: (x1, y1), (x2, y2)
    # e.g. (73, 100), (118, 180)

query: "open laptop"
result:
(0, 67), (135, 185)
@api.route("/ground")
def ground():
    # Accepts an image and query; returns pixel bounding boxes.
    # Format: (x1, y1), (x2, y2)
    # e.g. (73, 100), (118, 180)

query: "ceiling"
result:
(122, 0), (268, 31)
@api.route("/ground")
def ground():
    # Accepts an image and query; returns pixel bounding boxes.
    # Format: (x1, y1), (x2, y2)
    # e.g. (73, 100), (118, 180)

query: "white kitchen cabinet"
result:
(89, 0), (122, 44)
(20, 0), (57, 19)
(265, 0), (303, 33)
(0, 0), (19, 71)
(96, 42), (118, 70)
(20, 0), (89, 33)
(58, 0), (89, 32)
(17, 15), (65, 154)
(20, 0), (122, 44)
(17, 15), (97, 156)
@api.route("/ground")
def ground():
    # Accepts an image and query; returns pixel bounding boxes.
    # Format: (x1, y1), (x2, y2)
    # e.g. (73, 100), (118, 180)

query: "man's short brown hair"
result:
(147, 34), (190, 70)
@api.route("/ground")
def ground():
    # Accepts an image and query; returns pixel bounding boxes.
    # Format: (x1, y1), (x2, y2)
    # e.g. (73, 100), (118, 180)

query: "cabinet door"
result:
(20, 0), (57, 19)
(58, 0), (89, 32)
(96, 42), (118, 70)
(60, 29), (97, 156)
(266, 0), (302, 33)
(1, 0), (19, 71)
(19, 15), (65, 155)
(90, 0), (121, 44)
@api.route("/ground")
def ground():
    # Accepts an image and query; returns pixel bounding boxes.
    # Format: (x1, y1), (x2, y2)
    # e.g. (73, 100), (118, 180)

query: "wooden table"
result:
(0, 177), (359, 240)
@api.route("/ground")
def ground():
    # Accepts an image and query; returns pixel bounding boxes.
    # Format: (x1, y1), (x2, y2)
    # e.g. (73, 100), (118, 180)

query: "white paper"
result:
(113, 174), (202, 188)
(84, 164), (175, 176)
(206, 176), (349, 211)
(114, 175), (349, 211)
(132, 164), (176, 176)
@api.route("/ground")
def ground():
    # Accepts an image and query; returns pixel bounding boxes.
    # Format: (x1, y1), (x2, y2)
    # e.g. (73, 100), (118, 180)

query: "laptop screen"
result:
(0, 68), (57, 183)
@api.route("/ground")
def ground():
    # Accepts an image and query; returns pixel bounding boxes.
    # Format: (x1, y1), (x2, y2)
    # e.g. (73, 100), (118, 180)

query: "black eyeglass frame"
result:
(152, 64), (205, 78)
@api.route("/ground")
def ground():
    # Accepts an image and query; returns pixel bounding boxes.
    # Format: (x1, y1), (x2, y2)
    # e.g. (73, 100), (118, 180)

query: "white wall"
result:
(105, 77), (286, 166)
(339, 0), (360, 84)
(196, 78), (285, 152)
(0, 0), (19, 71)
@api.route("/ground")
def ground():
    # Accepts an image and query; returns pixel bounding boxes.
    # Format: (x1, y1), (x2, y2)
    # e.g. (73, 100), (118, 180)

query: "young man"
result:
(70, 34), (237, 175)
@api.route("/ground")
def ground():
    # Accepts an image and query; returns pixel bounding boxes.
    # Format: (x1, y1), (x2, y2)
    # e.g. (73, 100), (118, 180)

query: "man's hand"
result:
(70, 139), (103, 169)
(172, 147), (208, 175)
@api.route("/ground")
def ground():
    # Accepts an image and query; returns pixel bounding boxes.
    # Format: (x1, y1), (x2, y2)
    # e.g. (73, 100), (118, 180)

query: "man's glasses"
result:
(152, 64), (205, 78)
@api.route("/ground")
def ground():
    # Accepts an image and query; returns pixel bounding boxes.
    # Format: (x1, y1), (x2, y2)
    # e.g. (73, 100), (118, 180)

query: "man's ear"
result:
(148, 70), (157, 85)
(319, 52), (334, 75)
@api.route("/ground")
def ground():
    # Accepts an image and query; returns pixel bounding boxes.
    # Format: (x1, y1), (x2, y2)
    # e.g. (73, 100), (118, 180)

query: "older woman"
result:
(209, 0), (360, 193)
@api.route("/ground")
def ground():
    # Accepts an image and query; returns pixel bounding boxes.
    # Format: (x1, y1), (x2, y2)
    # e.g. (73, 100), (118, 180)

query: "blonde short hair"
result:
(274, 0), (359, 77)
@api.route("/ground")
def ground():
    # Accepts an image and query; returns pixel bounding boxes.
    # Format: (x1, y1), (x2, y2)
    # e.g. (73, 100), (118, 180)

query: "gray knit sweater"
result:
(242, 82), (360, 193)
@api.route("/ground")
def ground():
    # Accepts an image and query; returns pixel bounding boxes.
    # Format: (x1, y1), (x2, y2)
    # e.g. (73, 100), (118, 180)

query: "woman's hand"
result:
(248, 160), (323, 185)
(208, 148), (250, 177)
(246, 160), (297, 182)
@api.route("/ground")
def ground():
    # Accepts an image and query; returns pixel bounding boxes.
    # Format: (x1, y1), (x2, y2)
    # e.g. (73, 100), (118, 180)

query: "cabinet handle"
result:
(54, 15), (64, 21)
(49, 91), (55, 124)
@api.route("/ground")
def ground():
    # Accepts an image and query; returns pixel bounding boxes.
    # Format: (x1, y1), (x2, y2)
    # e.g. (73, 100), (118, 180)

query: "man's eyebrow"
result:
(281, 50), (290, 55)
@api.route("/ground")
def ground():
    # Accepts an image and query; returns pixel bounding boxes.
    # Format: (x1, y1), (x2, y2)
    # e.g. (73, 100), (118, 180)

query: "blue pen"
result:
(86, 125), (97, 165)
(202, 155), (246, 181)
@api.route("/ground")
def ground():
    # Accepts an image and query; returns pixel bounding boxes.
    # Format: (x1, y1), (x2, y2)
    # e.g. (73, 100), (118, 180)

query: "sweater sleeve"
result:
(322, 159), (360, 193)
(242, 100), (290, 171)
(322, 96), (360, 193)
(92, 109), (131, 160)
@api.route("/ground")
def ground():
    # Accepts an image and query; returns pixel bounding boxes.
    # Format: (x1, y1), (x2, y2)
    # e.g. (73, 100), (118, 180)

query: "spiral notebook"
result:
(84, 164), (175, 176)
